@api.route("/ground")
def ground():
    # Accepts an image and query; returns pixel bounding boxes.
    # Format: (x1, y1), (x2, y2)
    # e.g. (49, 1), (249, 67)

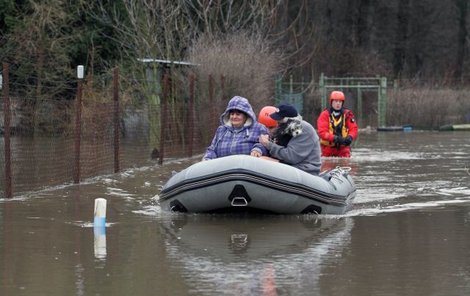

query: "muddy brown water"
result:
(1, 131), (470, 295)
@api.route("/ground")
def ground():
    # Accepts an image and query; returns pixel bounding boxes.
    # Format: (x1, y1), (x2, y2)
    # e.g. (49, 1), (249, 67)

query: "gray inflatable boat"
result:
(159, 155), (356, 215)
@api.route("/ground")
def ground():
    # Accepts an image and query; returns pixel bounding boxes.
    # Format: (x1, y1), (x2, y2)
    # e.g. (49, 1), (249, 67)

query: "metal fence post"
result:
(357, 83), (363, 128)
(378, 77), (388, 127)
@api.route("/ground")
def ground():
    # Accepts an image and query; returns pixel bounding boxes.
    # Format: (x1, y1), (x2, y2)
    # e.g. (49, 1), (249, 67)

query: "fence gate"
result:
(319, 73), (388, 128)
(274, 75), (308, 114)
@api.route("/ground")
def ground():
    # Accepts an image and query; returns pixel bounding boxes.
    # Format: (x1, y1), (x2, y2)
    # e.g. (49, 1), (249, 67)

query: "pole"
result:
(187, 73), (195, 157)
(378, 77), (387, 127)
(113, 67), (120, 173)
(357, 83), (363, 128)
(208, 74), (215, 132)
(159, 71), (169, 165)
(2, 63), (12, 198)
(74, 66), (84, 183)
(93, 198), (107, 259)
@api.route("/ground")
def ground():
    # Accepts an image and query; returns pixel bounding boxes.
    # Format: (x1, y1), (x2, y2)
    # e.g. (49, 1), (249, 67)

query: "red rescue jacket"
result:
(317, 108), (358, 147)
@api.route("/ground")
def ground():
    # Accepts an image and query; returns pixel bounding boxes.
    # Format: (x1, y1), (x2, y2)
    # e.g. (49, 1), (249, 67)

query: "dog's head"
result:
(279, 115), (303, 137)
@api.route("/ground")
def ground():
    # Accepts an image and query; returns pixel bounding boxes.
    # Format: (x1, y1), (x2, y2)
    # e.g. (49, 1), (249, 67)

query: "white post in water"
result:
(94, 198), (107, 259)
(94, 198), (107, 227)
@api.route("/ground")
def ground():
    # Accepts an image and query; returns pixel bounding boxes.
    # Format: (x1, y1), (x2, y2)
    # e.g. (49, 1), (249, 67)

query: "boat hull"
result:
(159, 155), (356, 215)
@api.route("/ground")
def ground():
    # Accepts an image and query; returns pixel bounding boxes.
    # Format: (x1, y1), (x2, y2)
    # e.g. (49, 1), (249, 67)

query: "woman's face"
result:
(331, 99), (343, 111)
(230, 110), (247, 128)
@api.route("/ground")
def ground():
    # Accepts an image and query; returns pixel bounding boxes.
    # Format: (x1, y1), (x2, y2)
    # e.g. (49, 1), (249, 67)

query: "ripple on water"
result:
(352, 149), (424, 162)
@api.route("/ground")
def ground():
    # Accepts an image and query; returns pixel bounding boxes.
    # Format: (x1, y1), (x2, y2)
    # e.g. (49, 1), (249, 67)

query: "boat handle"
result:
(231, 197), (248, 206)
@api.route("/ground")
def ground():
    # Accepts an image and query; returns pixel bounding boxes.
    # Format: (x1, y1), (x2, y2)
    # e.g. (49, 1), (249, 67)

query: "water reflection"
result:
(93, 226), (107, 260)
(1, 131), (469, 295)
(321, 157), (360, 176)
(0, 135), (159, 197)
(159, 215), (354, 295)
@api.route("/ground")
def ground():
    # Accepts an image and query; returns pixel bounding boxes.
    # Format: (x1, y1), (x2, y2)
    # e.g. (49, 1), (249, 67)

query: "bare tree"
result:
(392, 0), (410, 78)
(6, 0), (75, 134)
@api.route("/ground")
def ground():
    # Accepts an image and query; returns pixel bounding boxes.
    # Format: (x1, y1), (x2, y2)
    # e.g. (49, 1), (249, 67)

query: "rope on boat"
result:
(330, 166), (352, 183)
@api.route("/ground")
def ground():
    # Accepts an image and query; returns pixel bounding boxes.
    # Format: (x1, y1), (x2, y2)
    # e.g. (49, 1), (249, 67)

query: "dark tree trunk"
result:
(356, 0), (372, 48)
(393, 0), (410, 78)
(454, 0), (468, 81)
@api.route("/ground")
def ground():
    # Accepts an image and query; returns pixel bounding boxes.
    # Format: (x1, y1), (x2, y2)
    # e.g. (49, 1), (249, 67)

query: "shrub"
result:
(387, 85), (470, 128)
(187, 31), (284, 113)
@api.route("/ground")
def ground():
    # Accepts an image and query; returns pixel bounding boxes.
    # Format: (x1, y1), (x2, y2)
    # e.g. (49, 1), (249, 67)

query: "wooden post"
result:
(2, 63), (12, 198)
(159, 71), (170, 165)
(187, 73), (195, 157)
(74, 66), (84, 184)
(208, 74), (215, 132)
(113, 67), (120, 173)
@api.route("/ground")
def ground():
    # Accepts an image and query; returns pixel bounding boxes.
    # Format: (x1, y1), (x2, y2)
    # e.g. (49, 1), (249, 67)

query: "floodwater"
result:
(1, 131), (470, 296)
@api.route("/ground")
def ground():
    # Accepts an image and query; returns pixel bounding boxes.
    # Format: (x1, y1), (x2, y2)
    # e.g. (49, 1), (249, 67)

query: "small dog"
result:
(273, 115), (303, 147)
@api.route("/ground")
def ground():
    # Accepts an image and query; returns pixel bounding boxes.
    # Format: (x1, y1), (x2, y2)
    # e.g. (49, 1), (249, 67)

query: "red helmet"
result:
(258, 106), (278, 128)
(329, 91), (345, 103)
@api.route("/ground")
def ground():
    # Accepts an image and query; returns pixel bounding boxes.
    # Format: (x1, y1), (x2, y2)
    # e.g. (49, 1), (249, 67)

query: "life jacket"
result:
(320, 112), (349, 147)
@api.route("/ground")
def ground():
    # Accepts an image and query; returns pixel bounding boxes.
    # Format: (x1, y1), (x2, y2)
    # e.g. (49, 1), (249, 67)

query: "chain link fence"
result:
(0, 64), (226, 198)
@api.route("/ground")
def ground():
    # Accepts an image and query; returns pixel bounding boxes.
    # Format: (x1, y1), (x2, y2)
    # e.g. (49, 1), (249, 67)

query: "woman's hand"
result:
(250, 150), (262, 157)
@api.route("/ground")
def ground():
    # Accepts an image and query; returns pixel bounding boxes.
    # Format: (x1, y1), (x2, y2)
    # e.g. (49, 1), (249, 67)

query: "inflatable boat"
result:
(159, 155), (356, 215)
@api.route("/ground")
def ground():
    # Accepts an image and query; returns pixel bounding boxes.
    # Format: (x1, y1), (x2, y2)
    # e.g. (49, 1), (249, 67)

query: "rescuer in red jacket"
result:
(317, 91), (358, 157)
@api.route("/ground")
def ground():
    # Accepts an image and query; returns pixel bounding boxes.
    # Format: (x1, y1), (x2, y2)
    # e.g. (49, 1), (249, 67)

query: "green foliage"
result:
(0, 0), (24, 33)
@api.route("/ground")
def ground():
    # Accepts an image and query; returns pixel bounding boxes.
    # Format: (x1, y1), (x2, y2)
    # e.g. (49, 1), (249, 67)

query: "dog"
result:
(273, 115), (303, 147)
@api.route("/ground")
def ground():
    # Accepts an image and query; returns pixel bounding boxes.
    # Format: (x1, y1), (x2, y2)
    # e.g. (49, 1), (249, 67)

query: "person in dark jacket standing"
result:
(317, 91), (358, 158)
(203, 96), (269, 160)
(259, 104), (321, 175)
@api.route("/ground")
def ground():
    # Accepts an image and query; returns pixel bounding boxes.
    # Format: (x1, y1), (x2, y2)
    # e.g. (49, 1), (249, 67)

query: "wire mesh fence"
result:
(0, 64), (225, 198)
